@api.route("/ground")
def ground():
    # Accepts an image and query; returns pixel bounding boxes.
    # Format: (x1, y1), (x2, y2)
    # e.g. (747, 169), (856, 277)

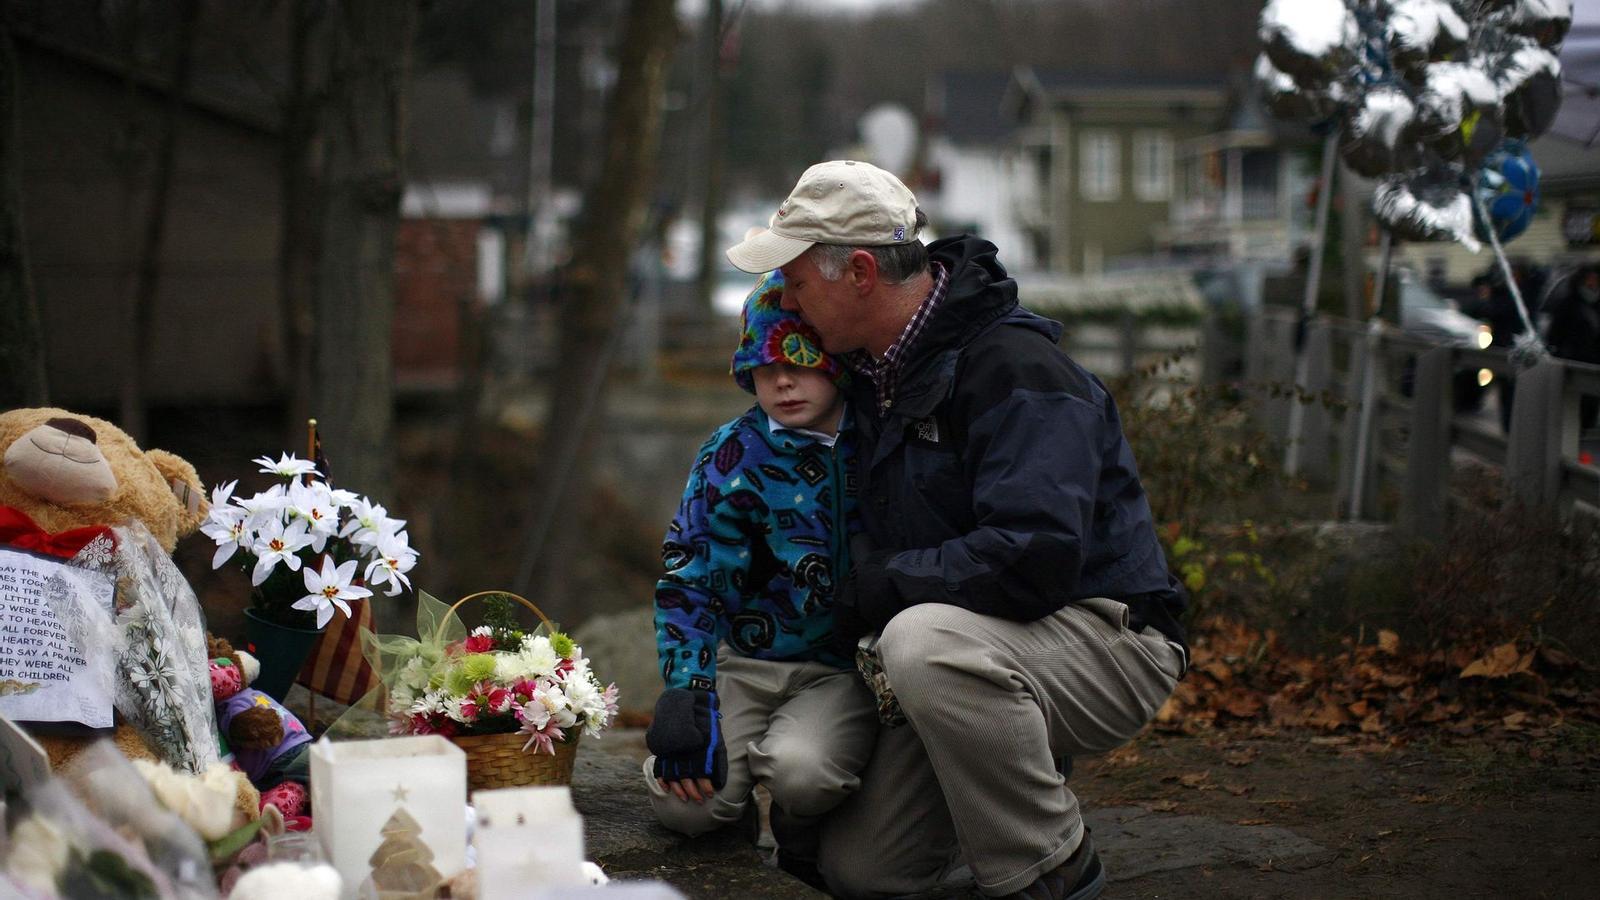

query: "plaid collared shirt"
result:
(847, 262), (950, 414)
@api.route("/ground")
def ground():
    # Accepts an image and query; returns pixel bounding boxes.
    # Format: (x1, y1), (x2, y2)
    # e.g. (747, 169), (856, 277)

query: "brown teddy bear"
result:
(0, 407), (209, 771)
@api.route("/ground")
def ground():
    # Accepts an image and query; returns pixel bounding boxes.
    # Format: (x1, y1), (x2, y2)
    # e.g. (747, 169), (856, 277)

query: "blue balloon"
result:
(1473, 140), (1541, 244)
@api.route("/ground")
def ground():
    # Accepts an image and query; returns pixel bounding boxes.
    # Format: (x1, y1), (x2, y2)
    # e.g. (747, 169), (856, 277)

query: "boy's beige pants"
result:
(817, 597), (1186, 898)
(643, 650), (878, 836)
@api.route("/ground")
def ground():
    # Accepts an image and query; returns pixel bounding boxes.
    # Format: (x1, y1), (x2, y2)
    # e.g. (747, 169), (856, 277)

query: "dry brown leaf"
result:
(1236, 818), (1270, 826)
(1377, 630), (1400, 655)
(1502, 711), (1529, 731)
(1308, 701), (1351, 731)
(1359, 712), (1384, 734)
(1460, 643), (1535, 680)
(1224, 783), (1252, 796)
(1149, 799), (1179, 812)
(1178, 772), (1212, 789)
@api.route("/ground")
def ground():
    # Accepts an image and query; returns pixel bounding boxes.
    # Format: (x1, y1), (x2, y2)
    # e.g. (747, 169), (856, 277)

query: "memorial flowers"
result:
(386, 606), (618, 755)
(201, 453), (416, 628)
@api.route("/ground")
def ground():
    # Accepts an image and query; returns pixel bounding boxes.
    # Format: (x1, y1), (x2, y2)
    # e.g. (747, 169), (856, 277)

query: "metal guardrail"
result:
(1243, 308), (1600, 535)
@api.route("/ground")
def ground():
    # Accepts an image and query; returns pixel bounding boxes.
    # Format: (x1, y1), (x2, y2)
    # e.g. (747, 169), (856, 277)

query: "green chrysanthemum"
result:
(550, 632), (576, 659)
(446, 653), (498, 695)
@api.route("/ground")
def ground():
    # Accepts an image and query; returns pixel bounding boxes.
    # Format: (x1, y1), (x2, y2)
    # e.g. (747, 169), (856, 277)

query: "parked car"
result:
(1395, 269), (1494, 413)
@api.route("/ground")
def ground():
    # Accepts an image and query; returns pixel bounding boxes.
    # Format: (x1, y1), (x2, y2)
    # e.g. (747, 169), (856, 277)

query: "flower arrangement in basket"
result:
(200, 450), (417, 629)
(382, 592), (618, 789)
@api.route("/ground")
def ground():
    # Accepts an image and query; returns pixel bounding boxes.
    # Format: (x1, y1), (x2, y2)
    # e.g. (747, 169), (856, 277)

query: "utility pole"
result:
(524, 0), (556, 285)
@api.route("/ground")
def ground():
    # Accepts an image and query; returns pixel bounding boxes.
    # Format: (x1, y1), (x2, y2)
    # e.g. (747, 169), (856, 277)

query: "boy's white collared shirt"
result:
(767, 414), (839, 448)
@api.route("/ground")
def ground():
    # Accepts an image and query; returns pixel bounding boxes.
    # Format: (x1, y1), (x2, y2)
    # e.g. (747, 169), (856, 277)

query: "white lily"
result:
(340, 496), (402, 549)
(363, 530), (417, 597)
(250, 517), (312, 586)
(292, 557), (373, 629)
(235, 484), (289, 528)
(210, 479), (238, 509)
(286, 480), (340, 552)
(327, 486), (361, 508)
(200, 502), (250, 569)
(253, 452), (319, 479)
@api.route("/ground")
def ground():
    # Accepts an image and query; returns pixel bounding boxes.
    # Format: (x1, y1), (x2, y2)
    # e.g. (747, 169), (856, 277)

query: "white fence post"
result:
(1298, 321), (1334, 484)
(1403, 346), (1454, 539)
(1505, 360), (1566, 511)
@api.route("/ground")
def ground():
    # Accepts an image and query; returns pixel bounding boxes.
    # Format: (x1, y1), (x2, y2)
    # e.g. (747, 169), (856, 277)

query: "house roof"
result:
(1006, 65), (1228, 123)
(926, 70), (1016, 146)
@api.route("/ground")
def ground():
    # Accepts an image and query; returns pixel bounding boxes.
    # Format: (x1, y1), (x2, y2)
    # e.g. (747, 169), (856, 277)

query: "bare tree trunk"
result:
(0, 17), (46, 408)
(694, 0), (724, 317)
(312, 0), (418, 501)
(281, 0), (325, 446)
(515, 0), (680, 610)
(119, 0), (199, 442)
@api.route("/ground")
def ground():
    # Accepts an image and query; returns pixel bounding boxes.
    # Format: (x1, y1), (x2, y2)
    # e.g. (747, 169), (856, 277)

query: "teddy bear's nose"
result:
(45, 417), (97, 443)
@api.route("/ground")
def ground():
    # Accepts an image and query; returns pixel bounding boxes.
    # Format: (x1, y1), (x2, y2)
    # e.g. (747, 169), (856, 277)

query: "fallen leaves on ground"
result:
(1156, 617), (1600, 747)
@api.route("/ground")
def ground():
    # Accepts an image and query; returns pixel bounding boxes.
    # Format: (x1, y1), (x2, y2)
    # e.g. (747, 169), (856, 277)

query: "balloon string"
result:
(1471, 176), (1543, 350)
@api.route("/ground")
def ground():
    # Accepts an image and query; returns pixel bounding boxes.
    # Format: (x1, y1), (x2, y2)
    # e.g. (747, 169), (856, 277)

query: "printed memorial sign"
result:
(0, 545), (116, 728)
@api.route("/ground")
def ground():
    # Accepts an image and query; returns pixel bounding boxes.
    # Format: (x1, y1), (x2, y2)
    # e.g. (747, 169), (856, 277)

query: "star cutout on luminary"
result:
(391, 784), (409, 803)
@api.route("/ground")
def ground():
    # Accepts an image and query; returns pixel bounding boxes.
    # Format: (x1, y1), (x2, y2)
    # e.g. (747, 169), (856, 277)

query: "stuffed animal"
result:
(0, 407), (209, 771)
(209, 635), (313, 820)
(0, 407), (205, 554)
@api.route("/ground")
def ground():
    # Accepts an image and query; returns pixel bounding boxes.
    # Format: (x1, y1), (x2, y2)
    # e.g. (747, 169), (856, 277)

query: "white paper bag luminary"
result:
(473, 785), (587, 899)
(308, 736), (467, 900)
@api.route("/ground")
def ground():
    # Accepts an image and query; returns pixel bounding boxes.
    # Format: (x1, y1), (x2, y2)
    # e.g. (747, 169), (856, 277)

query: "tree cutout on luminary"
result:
(362, 805), (443, 899)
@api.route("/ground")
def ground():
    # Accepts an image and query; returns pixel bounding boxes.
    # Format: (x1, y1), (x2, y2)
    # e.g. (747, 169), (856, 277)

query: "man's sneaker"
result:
(1001, 831), (1104, 900)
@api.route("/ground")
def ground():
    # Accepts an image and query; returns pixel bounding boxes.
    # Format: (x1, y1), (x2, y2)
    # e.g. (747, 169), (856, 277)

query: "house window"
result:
(1133, 131), (1173, 202)
(1079, 131), (1120, 202)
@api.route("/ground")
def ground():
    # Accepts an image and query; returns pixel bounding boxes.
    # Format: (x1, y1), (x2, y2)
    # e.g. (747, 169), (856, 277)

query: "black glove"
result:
(647, 688), (727, 790)
(830, 548), (899, 659)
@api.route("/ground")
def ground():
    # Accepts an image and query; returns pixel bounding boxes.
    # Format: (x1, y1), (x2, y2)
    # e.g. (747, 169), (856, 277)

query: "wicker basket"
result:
(444, 591), (582, 790)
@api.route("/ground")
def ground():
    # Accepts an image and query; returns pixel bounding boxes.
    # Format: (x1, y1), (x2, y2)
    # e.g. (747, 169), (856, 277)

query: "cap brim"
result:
(725, 229), (815, 273)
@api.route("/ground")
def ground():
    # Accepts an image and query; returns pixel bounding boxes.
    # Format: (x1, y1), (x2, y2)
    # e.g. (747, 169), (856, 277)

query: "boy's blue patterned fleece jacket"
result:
(655, 405), (860, 690)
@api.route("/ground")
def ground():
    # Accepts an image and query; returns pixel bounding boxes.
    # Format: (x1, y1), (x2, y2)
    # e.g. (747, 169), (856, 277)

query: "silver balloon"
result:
(1255, 53), (1343, 121)
(1388, 0), (1470, 76)
(1341, 87), (1425, 177)
(1373, 171), (1482, 252)
(1260, 0), (1360, 89)
(1414, 62), (1505, 167)
(1491, 42), (1564, 138)
(1505, 0), (1574, 49)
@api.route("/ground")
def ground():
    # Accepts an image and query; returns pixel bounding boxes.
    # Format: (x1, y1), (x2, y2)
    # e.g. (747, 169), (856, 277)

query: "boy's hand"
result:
(647, 688), (727, 801)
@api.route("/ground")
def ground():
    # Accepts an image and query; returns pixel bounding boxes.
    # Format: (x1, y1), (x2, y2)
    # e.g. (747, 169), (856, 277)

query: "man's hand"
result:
(646, 688), (726, 804)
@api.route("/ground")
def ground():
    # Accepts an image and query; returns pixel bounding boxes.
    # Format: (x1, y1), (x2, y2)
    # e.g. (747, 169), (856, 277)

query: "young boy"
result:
(645, 270), (877, 875)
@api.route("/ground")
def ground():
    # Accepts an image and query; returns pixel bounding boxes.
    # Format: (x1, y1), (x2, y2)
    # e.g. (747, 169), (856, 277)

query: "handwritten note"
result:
(0, 546), (115, 728)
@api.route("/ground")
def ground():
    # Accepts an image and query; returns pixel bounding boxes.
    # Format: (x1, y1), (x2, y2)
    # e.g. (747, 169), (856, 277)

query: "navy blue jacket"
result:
(848, 235), (1187, 648)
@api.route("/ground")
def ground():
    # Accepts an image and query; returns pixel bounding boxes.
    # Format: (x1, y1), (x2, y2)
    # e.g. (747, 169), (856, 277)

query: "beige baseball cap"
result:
(726, 160), (919, 273)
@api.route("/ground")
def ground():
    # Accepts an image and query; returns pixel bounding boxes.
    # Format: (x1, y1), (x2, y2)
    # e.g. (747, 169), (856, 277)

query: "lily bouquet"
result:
(201, 452), (417, 629)
(385, 597), (618, 754)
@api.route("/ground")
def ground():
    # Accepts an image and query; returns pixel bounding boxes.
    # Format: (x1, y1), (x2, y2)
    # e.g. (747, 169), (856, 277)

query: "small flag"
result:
(296, 597), (382, 707)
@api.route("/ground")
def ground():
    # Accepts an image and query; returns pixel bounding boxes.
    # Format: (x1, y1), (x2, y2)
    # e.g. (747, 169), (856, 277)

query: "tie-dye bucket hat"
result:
(730, 270), (847, 394)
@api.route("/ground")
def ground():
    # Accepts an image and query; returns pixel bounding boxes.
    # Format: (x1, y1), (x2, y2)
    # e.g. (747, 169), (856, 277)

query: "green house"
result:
(1006, 67), (1227, 274)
